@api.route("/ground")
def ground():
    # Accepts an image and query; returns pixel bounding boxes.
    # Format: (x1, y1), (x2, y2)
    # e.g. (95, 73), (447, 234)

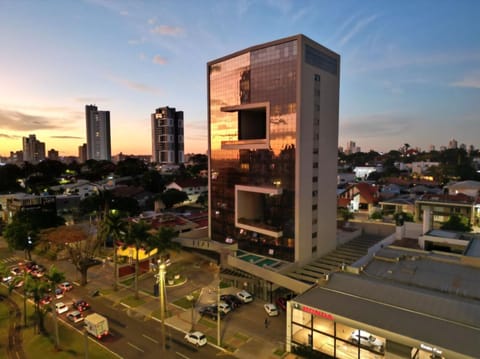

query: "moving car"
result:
(184, 331), (207, 347)
(40, 295), (52, 306)
(67, 310), (84, 323)
(350, 330), (384, 352)
(73, 299), (90, 312)
(59, 282), (73, 292)
(264, 303), (279, 316)
(55, 302), (68, 314)
(236, 290), (253, 303)
(54, 288), (64, 299)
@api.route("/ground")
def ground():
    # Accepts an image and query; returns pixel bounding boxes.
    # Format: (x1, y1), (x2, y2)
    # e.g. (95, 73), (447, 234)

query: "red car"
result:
(72, 299), (90, 312)
(275, 297), (287, 311)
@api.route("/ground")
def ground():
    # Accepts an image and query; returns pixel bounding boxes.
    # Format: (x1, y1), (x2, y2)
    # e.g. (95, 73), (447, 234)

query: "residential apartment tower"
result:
(85, 105), (111, 161)
(151, 106), (184, 164)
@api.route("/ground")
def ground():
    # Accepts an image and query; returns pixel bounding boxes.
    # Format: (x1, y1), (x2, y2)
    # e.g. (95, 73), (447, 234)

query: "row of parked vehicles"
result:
(198, 290), (253, 320)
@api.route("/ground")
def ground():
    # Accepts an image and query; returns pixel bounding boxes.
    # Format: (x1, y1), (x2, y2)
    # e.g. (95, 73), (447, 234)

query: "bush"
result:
(370, 211), (383, 220)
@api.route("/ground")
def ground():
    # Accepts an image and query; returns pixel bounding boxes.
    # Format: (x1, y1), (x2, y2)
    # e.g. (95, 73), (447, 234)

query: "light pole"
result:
(158, 262), (167, 351)
(186, 294), (195, 331)
(217, 264), (221, 347)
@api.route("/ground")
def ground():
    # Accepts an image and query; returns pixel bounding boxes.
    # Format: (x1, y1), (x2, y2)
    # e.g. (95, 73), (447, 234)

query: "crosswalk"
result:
(0, 256), (21, 266)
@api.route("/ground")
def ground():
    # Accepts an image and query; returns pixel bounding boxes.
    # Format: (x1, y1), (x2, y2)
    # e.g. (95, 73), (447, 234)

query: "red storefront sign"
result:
(302, 305), (334, 320)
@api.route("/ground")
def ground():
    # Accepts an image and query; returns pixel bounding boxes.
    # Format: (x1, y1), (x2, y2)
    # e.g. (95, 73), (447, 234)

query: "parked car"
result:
(55, 302), (68, 314)
(72, 299), (90, 312)
(236, 290), (253, 303)
(220, 294), (242, 309)
(264, 303), (279, 316)
(59, 282), (73, 292)
(217, 301), (232, 315)
(350, 330), (384, 352)
(184, 331), (207, 347)
(199, 305), (225, 320)
(67, 310), (84, 323)
(276, 297), (287, 311)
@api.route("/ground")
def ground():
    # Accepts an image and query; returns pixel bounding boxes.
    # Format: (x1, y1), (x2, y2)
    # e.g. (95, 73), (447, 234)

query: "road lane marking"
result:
(175, 352), (190, 359)
(127, 342), (145, 353)
(142, 334), (159, 343)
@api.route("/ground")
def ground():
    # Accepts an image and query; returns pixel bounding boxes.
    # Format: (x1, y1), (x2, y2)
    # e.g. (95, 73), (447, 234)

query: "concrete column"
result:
(423, 208), (432, 234)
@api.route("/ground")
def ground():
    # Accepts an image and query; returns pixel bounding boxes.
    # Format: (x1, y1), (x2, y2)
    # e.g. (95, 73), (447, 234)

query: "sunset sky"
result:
(1, 0), (479, 157)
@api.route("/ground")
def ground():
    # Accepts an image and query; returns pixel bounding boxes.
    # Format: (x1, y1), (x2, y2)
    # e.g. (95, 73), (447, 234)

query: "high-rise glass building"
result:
(208, 34), (340, 265)
(151, 106), (184, 164)
(85, 105), (111, 161)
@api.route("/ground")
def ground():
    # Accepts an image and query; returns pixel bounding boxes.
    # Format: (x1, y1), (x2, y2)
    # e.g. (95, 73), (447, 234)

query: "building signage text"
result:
(302, 306), (334, 320)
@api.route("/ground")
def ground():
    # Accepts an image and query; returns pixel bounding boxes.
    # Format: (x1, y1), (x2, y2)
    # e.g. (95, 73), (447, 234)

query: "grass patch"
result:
(223, 343), (237, 352)
(273, 347), (286, 356)
(198, 317), (217, 328)
(172, 290), (201, 309)
(120, 277), (134, 286)
(219, 281), (230, 289)
(151, 308), (173, 320)
(120, 295), (145, 307)
(233, 332), (249, 341)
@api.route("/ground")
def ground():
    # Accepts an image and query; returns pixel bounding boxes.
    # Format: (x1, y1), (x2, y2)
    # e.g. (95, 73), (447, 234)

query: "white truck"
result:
(84, 313), (109, 339)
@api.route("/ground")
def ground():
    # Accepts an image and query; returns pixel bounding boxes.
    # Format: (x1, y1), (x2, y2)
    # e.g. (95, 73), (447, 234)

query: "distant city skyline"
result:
(1, 0), (479, 157)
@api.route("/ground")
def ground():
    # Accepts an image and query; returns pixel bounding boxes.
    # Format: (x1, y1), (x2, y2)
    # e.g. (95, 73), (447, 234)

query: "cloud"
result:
(107, 76), (161, 94)
(0, 133), (20, 139)
(339, 14), (379, 46)
(451, 72), (480, 89)
(150, 25), (184, 36)
(50, 135), (83, 139)
(152, 55), (167, 65)
(148, 18), (156, 25)
(0, 109), (58, 131)
(74, 97), (110, 103)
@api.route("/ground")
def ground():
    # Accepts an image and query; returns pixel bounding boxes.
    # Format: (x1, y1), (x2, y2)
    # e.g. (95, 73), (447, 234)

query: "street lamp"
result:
(216, 264), (221, 347)
(186, 294), (195, 331)
(157, 261), (167, 351)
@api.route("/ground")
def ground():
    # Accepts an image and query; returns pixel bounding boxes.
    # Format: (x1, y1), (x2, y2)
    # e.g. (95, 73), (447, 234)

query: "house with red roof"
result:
(337, 182), (380, 214)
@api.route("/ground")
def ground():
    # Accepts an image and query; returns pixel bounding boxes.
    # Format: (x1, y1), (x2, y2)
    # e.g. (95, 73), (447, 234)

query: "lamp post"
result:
(157, 262), (167, 351)
(217, 264), (221, 347)
(186, 294), (195, 330)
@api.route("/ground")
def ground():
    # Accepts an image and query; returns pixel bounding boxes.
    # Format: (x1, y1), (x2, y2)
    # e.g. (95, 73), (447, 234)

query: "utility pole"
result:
(217, 264), (221, 347)
(158, 262), (167, 352)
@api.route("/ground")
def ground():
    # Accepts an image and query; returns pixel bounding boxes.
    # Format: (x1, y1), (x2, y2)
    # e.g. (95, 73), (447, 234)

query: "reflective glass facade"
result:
(209, 40), (298, 261)
(208, 35), (339, 264)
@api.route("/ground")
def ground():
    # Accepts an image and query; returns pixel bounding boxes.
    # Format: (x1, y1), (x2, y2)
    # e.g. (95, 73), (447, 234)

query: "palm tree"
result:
(23, 275), (50, 333)
(148, 226), (180, 262)
(100, 211), (127, 291)
(44, 265), (65, 349)
(123, 220), (151, 299)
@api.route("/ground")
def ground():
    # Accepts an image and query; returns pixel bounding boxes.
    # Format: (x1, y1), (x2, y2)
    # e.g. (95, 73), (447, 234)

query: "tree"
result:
(123, 220), (151, 299)
(338, 208), (354, 226)
(147, 226), (180, 261)
(100, 211), (127, 291)
(441, 214), (472, 232)
(142, 170), (166, 193)
(0, 163), (22, 192)
(44, 265), (65, 349)
(41, 224), (102, 285)
(23, 275), (50, 333)
(158, 189), (188, 209)
(115, 157), (148, 177)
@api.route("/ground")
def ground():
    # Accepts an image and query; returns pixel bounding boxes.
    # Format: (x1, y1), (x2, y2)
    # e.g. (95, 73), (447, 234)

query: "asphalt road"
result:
(59, 284), (227, 359)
